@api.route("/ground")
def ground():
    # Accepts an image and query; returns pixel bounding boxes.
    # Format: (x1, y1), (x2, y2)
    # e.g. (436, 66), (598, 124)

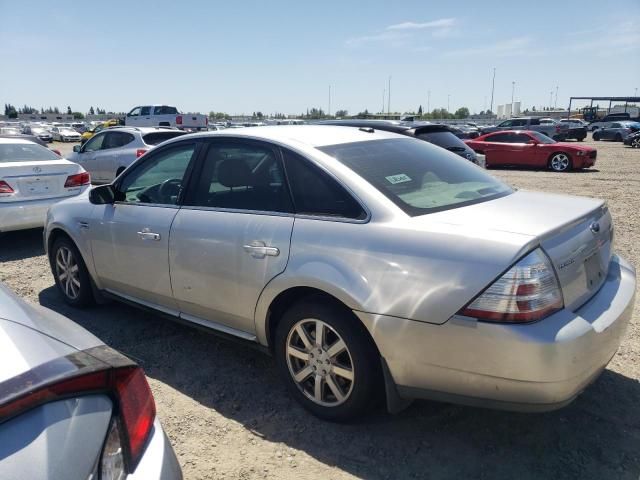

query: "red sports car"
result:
(465, 130), (597, 172)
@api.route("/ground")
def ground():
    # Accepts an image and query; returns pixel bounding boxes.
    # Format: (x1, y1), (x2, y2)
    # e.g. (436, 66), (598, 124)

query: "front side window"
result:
(319, 138), (512, 216)
(485, 132), (512, 143)
(118, 144), (195, 205)
(283, 150), (365, 219)
(529, 132), (556, 144)
(186, 142), (292, 213)
(128, 107), (141, 117)
(512, 134), (532, 143)
(140, 106), (151, 116)
(498, 120), (513, 127)
(511, 119), (528, 127)
(83, 133), (106, 152)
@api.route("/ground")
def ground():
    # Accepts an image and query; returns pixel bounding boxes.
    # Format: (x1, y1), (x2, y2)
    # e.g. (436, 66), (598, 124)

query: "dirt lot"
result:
(1, 137), (639, 480)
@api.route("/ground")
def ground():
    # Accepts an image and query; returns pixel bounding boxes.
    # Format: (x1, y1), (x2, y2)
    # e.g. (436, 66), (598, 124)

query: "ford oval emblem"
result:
(590, 222), (600, 234)
(33, 166), (42, 173)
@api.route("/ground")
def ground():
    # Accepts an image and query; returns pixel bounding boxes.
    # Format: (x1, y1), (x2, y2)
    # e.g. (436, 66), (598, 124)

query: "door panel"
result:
(91, 204), (179, 311)
(169, 209), (294, 333)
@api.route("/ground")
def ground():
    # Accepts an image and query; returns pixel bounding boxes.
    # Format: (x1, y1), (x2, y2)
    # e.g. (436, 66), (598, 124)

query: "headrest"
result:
(217, 159), (253, 188)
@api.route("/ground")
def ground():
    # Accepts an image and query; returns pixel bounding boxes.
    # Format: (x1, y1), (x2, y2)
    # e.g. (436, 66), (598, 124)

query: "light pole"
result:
(511, 81), (515, 118)
(427, 90), (430, 114)
(382, 88), (385, 114)
(554, 85), (559, 109)
(328, 85), (331, 117)
(550, 91), (554, 110)
(489, 67), (496, 115)
(387, 76), (392, 116)
(635, 87), (638, 97)
(447, 94), (450, 113)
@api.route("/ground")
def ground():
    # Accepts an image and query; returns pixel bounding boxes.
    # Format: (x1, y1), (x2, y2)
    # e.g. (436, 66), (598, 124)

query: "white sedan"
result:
(0, 139), (90, 232)
(51, 127), (82, 142)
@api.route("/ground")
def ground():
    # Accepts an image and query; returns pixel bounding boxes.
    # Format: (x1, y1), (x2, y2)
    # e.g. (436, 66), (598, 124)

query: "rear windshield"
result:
(142, 131), (187, 145)
(154, 106), (178, 115)
(319, 138), (512, 216)
(415, 130), (469, 153)
(0, 143), (61, 162)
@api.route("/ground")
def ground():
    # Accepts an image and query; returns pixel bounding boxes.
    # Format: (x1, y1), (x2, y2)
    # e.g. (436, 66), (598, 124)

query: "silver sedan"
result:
(44, 126), (636, 421)
(0, 283), (182, 479)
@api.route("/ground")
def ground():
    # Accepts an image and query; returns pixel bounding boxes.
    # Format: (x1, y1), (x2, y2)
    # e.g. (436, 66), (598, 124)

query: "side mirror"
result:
(89, 184), (116, 205)
(73, 145), (81, 153)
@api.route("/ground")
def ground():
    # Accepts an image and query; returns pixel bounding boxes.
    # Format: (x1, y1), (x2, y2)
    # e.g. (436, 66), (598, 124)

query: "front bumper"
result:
(0, 195), (83, 232)
(129, 418), (182, 479)
(356, 254), (635, 412)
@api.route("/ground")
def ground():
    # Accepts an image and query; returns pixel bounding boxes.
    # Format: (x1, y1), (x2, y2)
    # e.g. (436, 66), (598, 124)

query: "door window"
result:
(186, 142), (292, 213)
(282, 149), (365, 219)
(485, 132), (512, 143)
(117, 144), (196, 205)
(140, 106), (151, 116)
(497, 120), (513, 127)
(83, 133), (106, 152)
(510, 119), (528, 127)
(512, 133), (532, 143)
(102, 132), (134, 149)
(128, 107), (141, 117)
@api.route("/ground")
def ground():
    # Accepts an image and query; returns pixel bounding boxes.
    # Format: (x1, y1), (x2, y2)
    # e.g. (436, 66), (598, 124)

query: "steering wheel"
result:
(158, 178), (182, 200)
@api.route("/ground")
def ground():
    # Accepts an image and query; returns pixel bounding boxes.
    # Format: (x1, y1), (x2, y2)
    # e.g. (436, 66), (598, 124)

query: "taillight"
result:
(0, 356), (156, 475)
(459, 248), (563, 323)
(0, 180), (15, 194)
(64, 172), (91, 188)
(135, 148), (148, 158)
(176, 115), (183, 125)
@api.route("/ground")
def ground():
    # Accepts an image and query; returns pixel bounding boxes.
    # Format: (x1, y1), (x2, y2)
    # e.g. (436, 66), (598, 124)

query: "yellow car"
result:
(80, 119), (119, 143)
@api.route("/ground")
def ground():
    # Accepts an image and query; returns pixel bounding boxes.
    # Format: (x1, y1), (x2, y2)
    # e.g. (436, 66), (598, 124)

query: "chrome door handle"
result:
(243, 241), (280, 258)
(137, 229), (161, 241)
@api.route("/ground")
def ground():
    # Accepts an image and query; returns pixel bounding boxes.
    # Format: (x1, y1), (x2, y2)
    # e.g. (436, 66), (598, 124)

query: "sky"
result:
(1, 0), (639, 116)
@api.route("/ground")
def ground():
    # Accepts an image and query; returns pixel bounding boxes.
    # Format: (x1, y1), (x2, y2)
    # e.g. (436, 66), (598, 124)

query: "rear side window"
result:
(319, 138), (512, 216)
(154, 106), (178, 115)
(282, 149), (365, 219)
(511, 119), (528, 127)
(142, 131), (187, 145)
(528, 118), (540, 125)
(102, 132), (134, 149)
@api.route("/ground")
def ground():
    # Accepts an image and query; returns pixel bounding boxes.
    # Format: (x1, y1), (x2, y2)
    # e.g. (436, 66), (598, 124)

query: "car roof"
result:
(0, 137), (38, 145)
(98, 126), (181, 134)
(178, 125), (404, 147)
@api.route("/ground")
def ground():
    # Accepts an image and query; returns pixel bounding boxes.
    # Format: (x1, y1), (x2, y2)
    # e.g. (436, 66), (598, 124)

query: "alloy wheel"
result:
(55, 246), (81, 300)
(632, 138), (640, 148)
(550, 153), (570, 171)
(286, 318), (355, 407)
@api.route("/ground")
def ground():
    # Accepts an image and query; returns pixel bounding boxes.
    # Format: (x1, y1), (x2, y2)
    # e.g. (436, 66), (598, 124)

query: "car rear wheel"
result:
(549, 152), (572, 172)
(275, 297), (380, 421)
(632, 137), (640, 148)
(615, 133), (623, 142)
(50, 237), (94, 307)
(593, 132), (600, 141)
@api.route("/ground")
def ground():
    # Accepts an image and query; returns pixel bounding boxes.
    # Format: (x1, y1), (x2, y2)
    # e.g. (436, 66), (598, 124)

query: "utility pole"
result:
(382, 88), (385, 114)
(634, 87), (638, 97)
(549, 91), (554, 109)
(511, 81), (515, 118)
(447, 94), (450, 113)
(387, 76), (391, 116)
(554, 85), (558, 109)
(489, 67), (496, 115)
(328, 85), (331, 117)
(427, 90), (431, 114)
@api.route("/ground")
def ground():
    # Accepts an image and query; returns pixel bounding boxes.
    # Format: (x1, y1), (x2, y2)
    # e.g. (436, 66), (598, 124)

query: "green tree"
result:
(89, 106), (95, 115)
(72, 112), (85, 119)
(335, 109), (348, 117)
(454, 107), (470, 119)
(418, 105), (423, 116)
(4, 103), (18, 118)
(67, 106), (72, 114)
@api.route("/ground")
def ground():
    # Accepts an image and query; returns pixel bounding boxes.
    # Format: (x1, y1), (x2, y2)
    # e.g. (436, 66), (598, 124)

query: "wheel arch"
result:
(47, 226), (99, 287)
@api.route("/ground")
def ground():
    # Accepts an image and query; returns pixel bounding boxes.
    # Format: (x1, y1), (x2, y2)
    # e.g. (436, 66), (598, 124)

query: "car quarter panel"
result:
(254, 216), (536, 345)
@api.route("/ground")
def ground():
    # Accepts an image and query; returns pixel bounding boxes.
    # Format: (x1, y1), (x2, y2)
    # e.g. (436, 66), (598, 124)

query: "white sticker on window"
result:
(385, 173), (412, 184)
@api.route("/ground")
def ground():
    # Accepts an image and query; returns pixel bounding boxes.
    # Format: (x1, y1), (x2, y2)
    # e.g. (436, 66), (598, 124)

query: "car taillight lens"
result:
(176, 115), (182, 125)
(459, 248), (563, 323)
(136, 148), (148, 158)
(101, 420), (126, 480)
(64, 172), (90, 188)
(0, 180), (15, 194)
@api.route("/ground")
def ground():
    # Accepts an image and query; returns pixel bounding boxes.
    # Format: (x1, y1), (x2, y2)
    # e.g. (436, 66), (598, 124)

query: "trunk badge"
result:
(590, 222), (600, 234)
(32, 166), (42, 173)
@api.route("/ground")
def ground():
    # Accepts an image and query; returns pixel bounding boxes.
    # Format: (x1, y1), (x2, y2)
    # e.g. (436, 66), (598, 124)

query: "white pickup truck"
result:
(125, 105), (208, 131)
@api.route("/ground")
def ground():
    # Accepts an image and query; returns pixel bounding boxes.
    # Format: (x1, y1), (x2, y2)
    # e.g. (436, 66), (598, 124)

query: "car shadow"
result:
(37, 286), (640, 480)
(489, 166), (600, 174)
(0, 228), (45, 262)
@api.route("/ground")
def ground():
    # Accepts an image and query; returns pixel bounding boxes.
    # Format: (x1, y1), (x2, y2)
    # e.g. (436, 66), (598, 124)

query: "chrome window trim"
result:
(113, 201), (180, 209)
(178, 205), (370, 224)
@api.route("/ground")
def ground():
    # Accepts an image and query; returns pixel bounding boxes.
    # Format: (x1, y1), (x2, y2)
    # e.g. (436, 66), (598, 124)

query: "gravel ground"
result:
(1, 137), (639, 480)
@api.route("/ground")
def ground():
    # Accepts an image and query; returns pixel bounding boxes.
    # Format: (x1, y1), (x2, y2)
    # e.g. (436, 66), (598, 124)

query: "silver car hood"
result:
(0, 284), (103, 382)
(419, 190), (604, 239)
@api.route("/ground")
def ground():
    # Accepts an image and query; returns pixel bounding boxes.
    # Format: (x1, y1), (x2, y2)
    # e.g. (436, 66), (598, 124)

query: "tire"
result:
(578, 137), (585, 142)
(275, 296), (381, 421)
(548, 152), (572, 172)
(615, 133), (623, 142)
(632, 137), (640, 148)
(593, 132), (600, 141)
(50, 236), (95, 307)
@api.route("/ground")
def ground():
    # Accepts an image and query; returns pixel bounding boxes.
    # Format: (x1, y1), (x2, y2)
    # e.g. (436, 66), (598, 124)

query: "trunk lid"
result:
(0, 160), (83, 202)
(420, 190), (613, 310)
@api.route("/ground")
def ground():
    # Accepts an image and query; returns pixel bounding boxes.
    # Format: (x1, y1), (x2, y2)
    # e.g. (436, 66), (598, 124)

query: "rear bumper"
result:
(129, 418), (182, 480)
(0, 194), (84, 232)
(356, 254), (635, 412)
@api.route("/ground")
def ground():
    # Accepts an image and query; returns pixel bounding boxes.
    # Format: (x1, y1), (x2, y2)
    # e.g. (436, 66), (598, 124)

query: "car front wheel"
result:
(50, 237), (94, 307)
(632, 137), (640, 148)
(275, 297), (380, 421)
(549, 152), (572, 172)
